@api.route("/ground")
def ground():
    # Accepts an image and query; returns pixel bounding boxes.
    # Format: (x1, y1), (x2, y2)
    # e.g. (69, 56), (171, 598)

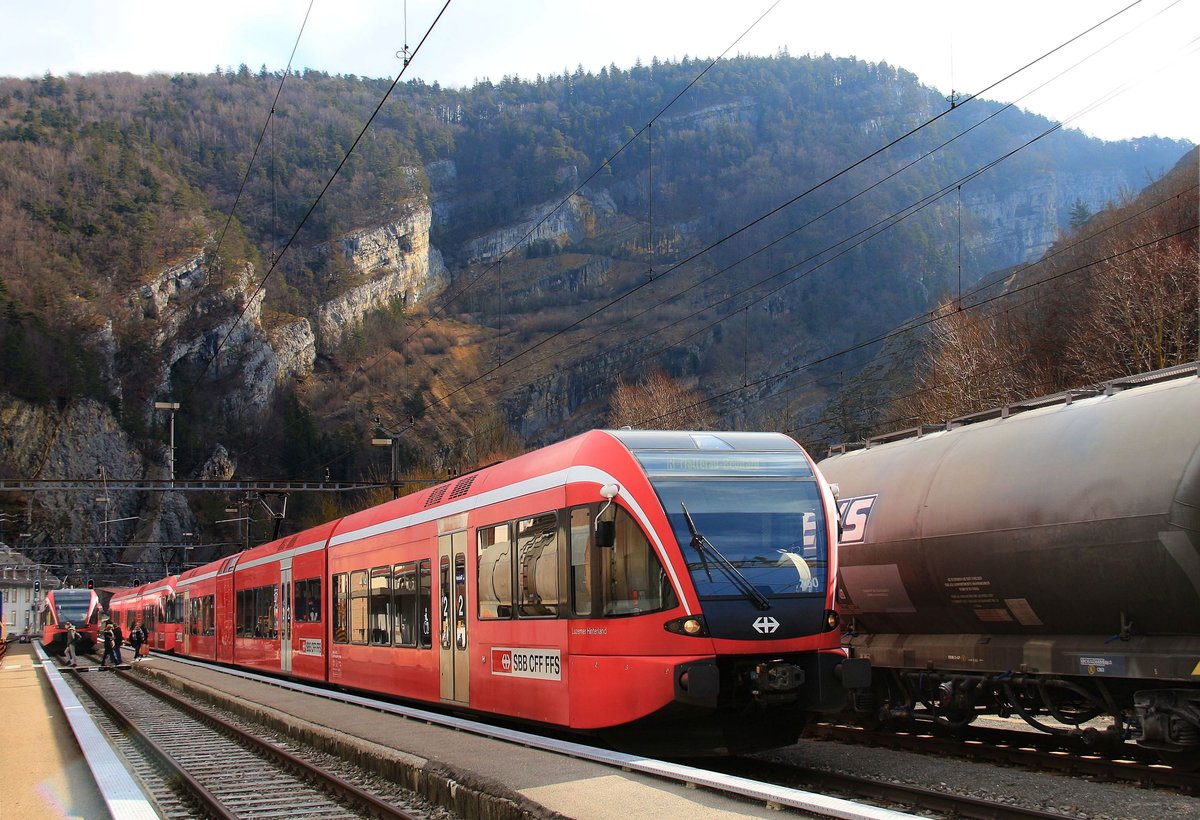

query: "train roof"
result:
(826, 361), (1198, 457)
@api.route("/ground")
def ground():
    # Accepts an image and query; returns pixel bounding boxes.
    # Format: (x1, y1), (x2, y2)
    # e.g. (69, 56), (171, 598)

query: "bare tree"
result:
(607, 370), (716, 430)
(893, 301), (1044, 423)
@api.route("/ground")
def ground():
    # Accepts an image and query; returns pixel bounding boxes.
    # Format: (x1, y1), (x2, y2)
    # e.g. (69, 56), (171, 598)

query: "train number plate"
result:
(490, 647), (562, 680)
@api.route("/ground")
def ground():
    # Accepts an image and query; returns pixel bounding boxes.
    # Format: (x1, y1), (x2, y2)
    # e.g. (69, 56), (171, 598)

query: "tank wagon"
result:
(819, 363), (1200, 761)
(163, 429), (867, 755)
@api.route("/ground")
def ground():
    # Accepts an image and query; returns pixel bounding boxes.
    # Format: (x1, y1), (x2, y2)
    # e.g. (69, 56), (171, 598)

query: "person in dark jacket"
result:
(129, 622), (146, 661)
(112, 621), (124, 664)
(99, 622), (117, 667)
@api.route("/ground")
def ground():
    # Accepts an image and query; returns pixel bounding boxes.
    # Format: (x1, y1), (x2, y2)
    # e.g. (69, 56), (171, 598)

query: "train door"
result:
(280, 562), (293, 674)
(182, 589), (190, 655)
(439, 529), (469, 705)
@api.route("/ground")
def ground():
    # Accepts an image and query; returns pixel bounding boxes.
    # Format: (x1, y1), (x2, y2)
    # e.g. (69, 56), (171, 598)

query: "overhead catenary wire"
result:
(193, 0), (455, 388)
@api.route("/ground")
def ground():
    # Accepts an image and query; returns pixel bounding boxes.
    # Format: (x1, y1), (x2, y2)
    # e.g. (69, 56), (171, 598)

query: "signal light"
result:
(33, 580), (40, 594)
(87, 578), (94, 590)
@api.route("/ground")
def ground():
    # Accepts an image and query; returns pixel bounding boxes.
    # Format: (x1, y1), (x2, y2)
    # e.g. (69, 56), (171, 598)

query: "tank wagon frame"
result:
(820, 363), (1200, 764)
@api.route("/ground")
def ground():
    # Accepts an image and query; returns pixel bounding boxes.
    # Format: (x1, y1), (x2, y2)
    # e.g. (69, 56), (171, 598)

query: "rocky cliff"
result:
(964, 169), (1131, 262)
(314, 202), (448, 353)
(461, 190), (617, 264)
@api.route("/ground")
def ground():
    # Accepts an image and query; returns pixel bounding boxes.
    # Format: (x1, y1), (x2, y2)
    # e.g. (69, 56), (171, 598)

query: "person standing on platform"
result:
(99, 621), (116, 667)
(129, 622), (146, 661)
(112, 621), (124, 665)
(63, 623), (78, 667)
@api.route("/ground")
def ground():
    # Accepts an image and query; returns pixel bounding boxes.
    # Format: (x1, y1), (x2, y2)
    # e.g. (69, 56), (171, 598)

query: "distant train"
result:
(140, 430), (869, 754)
(819, 363), (1200, 762)
(109, 576), (183, 654)
(40, 588), (102, 655)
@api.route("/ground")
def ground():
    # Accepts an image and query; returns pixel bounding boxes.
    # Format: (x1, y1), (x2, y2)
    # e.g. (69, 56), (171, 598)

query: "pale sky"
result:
(1, 0), (1196, 143)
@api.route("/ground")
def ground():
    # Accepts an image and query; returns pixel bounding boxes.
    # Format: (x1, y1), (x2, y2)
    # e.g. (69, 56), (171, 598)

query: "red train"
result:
(163, 430), (868, 754)
(109, 576), (183, 654)
(40, 588), (102, 655)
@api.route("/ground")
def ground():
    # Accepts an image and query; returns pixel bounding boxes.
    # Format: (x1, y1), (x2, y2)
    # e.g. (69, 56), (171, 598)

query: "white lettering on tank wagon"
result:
(490, 647), (562, 680)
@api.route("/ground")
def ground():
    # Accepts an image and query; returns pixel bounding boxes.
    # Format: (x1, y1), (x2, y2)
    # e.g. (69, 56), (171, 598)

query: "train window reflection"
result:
(602, 506), (676, 616)
(477, 523), (512, 619)
(369, 567), (391, 645)
(332, 573), (349, 643)
(516, 512), (559, 617)
(570, 508), (591, 616)
(349, 570), (368, 644)
(393, 562), (419, 647)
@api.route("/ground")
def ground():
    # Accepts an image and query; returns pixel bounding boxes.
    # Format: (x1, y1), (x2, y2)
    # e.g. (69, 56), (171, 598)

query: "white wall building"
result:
(1, 545), (61, 641)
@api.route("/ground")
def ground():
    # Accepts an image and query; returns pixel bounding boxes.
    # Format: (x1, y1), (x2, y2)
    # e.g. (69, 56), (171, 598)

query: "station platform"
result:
(0, 641), (110, 820)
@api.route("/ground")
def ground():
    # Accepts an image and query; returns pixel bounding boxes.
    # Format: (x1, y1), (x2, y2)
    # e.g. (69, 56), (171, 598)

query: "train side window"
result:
(570, 507), (592, 616)
(235, 588), (247, 636)
(419, 559), (433, 648)
(349, 570), (369, 644)
(477, 523), (512, 619)
(332, 573), (349, 643)
(516, 512), (560, 617)
(369, 566), (391, 645)
(393, 562), (418, 647)
(294, 578), (321, 622)
(601, 506), (677, 617)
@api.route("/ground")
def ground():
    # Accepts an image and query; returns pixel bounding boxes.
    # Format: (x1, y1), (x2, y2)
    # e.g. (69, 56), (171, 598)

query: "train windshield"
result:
(636, 451), (828, 601)
(53, 590), (94, 622)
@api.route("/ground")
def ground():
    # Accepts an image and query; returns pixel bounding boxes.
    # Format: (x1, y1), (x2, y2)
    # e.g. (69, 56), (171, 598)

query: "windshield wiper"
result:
(680, 502), (770, 610)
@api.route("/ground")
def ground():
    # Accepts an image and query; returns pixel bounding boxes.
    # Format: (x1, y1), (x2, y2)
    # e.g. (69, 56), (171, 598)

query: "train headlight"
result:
(823, 609), (840, 632)
(664, 615), (709, 636)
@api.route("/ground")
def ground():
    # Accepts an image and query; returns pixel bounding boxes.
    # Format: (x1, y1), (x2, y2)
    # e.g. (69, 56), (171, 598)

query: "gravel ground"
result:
(758, 739), (1198, 819)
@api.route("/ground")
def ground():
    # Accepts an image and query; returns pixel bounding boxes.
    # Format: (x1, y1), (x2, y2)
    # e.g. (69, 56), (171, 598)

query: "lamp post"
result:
(154, 401), (181, 483)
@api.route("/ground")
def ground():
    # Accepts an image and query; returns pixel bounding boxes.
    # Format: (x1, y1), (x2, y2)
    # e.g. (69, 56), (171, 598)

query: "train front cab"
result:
(41, 588), (101, 655)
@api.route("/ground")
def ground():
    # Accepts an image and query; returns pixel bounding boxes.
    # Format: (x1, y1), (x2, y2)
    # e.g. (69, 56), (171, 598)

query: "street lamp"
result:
(154, 401), (181, 483)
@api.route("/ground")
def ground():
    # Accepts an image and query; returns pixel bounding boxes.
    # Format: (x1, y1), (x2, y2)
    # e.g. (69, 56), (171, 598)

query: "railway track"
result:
(702, 754), (1078, 820)
(66, 668), (429, 819)
(802, 721), (1199, 792)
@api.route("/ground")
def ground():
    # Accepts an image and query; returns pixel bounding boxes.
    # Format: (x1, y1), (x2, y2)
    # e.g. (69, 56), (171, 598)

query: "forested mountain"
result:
(0, 55), (1193, 575)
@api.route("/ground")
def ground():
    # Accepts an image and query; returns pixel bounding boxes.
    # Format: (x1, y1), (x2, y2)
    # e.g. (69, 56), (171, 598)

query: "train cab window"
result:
(570, 508), (592, 616)
(333, 573), (349, 643)
(516, 512), (560, 617)
(369, 566), (391, 645)
(477, 523), (512, 619)
(349, 570), (369, 644)
(569, 505), (677, 618)
(294, 578), (322, 622)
